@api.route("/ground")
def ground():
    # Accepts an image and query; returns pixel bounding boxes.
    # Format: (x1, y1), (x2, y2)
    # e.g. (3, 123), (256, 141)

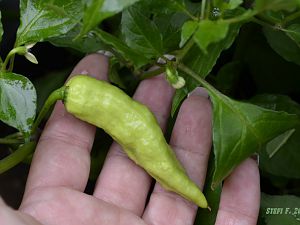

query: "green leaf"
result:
(195, 185), (221, 225)
(180, 20), (198, 48)
(215, 61), (243, 96)
(250, 94), (300, 117)
(199, 83), (300, 188)
(265, 129), (295, 158)
(227, 0), (243, 10)
(16, 0), (83, 46)
(213, 0), (243, 11)
(0, 72), (37, 138)
(121, 6), (163, 59)
(155, 12), (188, 53)
(0, 11), (3, 44)
(80, 0), (141, 37)
(186, 23), (240, 77)
(171, 23), (240, 115)
(250, 94), (300, 179)
(286, 24), (300, 44)
(49, 25), (107, 53)
(133, 0), (189, 14)
(195, 154), (221, 225)
(263, 26), (300, 66)
(254, 0), (300, 12)
(257, 10), (284, 25)
(159, 0), (200, 19)
(128, 0), (191, 53)
(168, 0), (186, 10)
(108, 57), (126, 89)
(171, 86), (188, 117)
(194, 20), (229, 53)
(242, 24), (300, 94)
(94, 29), (148, 68)
(260, 193), (300, 224)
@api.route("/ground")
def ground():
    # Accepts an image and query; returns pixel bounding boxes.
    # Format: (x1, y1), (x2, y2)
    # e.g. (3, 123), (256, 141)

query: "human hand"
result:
(0, 54), (260, 225)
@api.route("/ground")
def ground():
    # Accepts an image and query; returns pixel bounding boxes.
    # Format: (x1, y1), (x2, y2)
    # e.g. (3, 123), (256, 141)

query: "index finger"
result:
(22, 54), (109, 198)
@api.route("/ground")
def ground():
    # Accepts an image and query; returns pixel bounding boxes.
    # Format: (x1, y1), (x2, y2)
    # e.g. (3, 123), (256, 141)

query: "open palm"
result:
(1, 54), (260, 225)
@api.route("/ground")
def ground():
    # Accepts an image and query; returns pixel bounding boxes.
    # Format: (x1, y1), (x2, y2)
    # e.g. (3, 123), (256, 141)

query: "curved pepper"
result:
(64, 75), (208, 208)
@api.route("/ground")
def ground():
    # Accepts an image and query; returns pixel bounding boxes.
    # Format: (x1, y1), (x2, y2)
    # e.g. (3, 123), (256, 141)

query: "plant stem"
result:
(281, 10), (300, 26)
(256, 13), (281, 25)
(177, 38), (195, 62)
(31, 86), (66, 136)
(1, 50), (15, 72)
(205, 0), (211, 20)
(175, 3), (197, 20)
(178, 63), (221, 95)
(251, 17), (295, 33)
(139, 67), (165, 80)
(1, 46), (26, 72)
(0, 142), (36, 174)
(0, 138), (24, 144)
(8, 56), (15, 72)
(223, 10), (257, 24)
(200, 0), (207, 20)
(178, 63), (206, 85)
(251, 17), (276, 29)
(4, 132), (23, 140)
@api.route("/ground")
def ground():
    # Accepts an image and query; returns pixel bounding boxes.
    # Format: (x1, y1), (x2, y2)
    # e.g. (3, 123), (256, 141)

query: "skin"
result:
(0, 54), (260, 225)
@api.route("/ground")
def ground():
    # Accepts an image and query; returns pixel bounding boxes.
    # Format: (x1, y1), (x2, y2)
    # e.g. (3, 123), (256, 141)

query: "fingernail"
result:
(80, 70), (98, 79)
(80, 70), (88, 75)
(188, 87), (209, 98)
(0, 196), (5, 205)
(251, 154), (259, 165)
(97, 50), (113, 57)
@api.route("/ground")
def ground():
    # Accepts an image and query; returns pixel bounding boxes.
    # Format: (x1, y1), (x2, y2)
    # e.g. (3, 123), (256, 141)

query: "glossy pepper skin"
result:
(64, 75), (208, 208)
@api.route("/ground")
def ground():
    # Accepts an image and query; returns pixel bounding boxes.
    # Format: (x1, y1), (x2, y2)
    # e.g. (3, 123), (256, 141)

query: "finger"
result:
(215, 158), (260, 225)
(23, 54), (109, 199)
(143, 87), (212, 225)
(93, 75), (175, 216)
(20, 187), (147, 225)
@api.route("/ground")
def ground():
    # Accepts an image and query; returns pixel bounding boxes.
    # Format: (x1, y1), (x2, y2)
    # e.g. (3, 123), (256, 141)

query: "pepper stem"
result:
(30, 86), (66, 136)
(0, 142), (36, 174)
